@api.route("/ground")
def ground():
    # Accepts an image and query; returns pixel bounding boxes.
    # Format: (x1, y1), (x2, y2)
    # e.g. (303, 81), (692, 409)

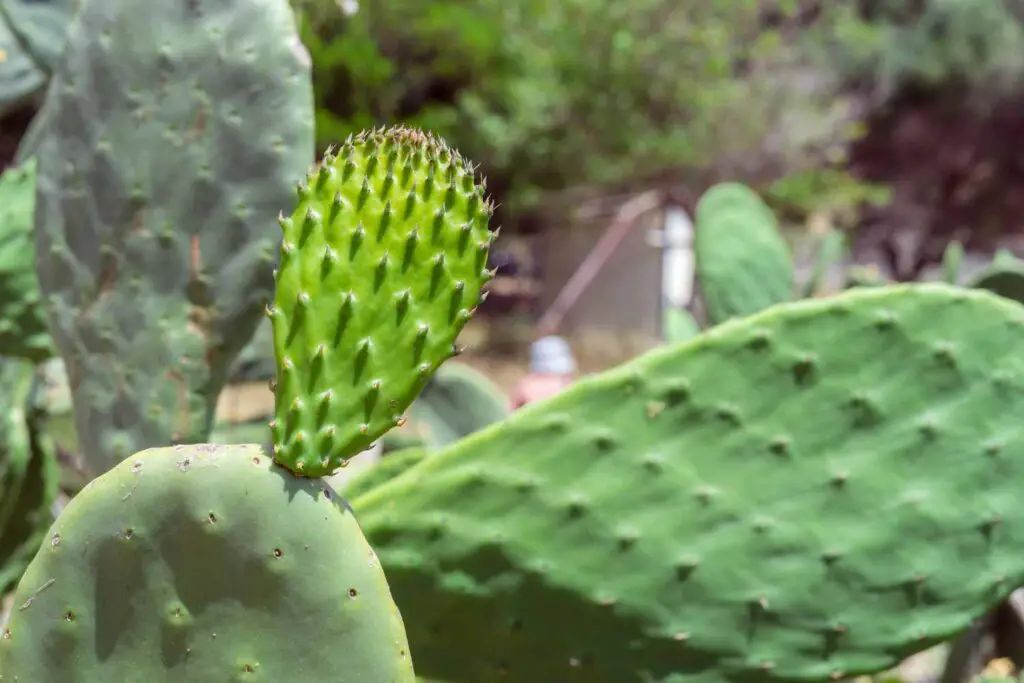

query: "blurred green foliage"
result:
(291, 0), (872, 222)
(811, 1), (1024, 100)
(288, 0), (1024, 227)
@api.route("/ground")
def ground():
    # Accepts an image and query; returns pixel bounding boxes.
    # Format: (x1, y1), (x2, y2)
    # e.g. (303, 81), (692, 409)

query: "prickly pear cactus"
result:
(0, 158), (52, 361)
(694, 182), (794, 324)
(32, 0), (315, 476)
(269, 127), (494, 476)
(0, 359), (37, 591)
(0, 7), (43, 115)
(0, 444), (414, 681)
(352, 284), (1024, 683)
(0, 18), (42, 117)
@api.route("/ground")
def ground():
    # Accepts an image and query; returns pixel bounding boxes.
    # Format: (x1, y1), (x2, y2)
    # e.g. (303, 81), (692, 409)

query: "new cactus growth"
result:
(269, 127), (494, 476)
(30, 0), (314, 476)
(0, 124), (493, 681)
(350, 284), (1024, 683)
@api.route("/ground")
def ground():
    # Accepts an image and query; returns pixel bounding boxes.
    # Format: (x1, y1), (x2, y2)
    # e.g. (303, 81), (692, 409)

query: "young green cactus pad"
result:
(0, 158), (53, 362)
(270, 128), (494, 476)
(32, 0), (315, 476)
(694, 182), (795, 324)
(0, 443), (416, 681)
(352, 284), (1024, 683)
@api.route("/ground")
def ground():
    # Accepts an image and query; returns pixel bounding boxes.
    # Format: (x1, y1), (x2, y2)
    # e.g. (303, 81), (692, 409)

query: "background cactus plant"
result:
(29, 0), (315, 477)
(801, 225), (847, 298)
(942, 240), (965, 285)
(694, 181), (795, 323)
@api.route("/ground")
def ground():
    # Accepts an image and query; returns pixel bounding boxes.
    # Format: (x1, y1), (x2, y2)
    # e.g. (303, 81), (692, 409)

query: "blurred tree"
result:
(292, 0), (873, 225)
(800, 0), (1024, 277)
(810, 0), (1024, 103)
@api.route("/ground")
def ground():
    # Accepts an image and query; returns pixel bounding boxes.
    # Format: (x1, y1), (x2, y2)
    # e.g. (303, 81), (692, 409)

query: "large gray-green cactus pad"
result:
(32, 0), (314, 475)
(353, 284), (1024, 683)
